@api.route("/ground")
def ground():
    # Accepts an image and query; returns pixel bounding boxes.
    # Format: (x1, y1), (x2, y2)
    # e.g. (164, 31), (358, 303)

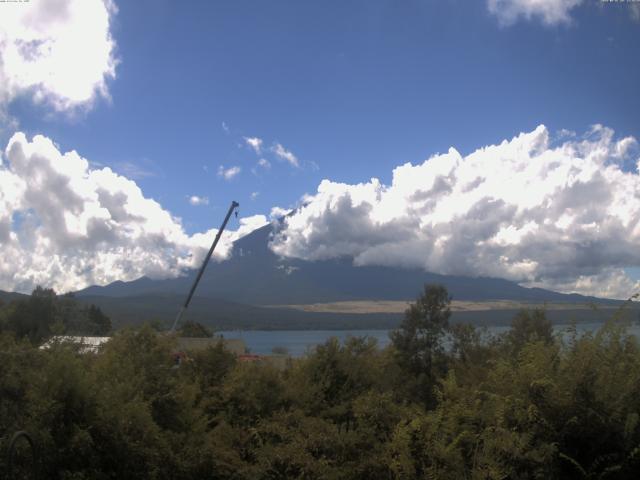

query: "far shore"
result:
(265, 300), (624, 315)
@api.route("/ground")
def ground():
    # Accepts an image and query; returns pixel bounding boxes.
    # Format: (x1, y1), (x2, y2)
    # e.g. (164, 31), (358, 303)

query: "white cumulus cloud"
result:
(0, 0), (118, 113)
(271, 143), (299, 168)
(244, 136), (263, 154)
(217, 165), (241, 180)
(270, 125), (640, 299)
(269, 206), (291, 221)
(188, 195), (209, 206)
(487, 0), (583, 26)
(0, 132), (267, 293)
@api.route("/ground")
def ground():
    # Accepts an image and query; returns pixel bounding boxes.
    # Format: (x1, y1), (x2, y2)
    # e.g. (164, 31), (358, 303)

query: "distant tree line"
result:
(0, 286), (111, 343)
(0, 284), (639, 478)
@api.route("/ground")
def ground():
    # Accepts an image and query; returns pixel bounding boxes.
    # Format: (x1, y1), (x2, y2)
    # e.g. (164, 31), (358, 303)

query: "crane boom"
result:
(171, 200), (239, 332)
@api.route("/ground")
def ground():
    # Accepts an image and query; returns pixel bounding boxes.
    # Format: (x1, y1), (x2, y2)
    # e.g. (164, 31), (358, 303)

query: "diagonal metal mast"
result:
(171, 200), (239, 332)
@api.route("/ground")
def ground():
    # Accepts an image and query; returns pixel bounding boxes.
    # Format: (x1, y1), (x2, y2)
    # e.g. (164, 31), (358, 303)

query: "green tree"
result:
(507, 307), (553, 354)
(390, 284), (451, 406)
(87, 304), (112, 335)
(6, 286), (57, 343)
(179, 320), (213, 338)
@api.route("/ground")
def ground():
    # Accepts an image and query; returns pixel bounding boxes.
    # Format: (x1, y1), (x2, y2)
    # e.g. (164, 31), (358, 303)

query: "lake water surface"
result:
(219, 322), (640, 357)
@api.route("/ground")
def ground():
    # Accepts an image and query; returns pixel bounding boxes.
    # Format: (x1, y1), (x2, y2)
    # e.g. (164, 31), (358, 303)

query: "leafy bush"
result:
(1, 285), (639, 479)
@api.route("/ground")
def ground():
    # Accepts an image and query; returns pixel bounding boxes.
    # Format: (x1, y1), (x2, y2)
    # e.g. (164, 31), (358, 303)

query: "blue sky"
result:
(8, 0), (639, 231)
(1, 0), (640, 297)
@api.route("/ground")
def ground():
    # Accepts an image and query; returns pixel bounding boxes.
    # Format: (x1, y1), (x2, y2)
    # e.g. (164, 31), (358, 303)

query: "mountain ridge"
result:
(76, 222), (619, 306)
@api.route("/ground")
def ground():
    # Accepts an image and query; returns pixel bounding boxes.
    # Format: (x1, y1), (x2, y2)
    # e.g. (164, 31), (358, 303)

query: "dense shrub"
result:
(1, 285), (640, 479)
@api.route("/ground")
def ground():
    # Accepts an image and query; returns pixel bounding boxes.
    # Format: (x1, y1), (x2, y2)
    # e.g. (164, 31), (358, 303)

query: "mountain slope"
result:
(0, 290), (28, 304)
(77, 293), (403, 330)
(77, 223), (617, 306)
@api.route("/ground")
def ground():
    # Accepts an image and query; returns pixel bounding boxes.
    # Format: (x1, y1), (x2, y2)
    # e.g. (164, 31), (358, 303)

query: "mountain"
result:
(0, 290), (28, 304)
(1, 222), (629, 330)
(78, 222), (615, 306)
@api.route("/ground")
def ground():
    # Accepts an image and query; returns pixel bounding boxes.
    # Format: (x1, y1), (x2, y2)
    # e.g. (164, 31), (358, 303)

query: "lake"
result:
(219, 322), (640, 357)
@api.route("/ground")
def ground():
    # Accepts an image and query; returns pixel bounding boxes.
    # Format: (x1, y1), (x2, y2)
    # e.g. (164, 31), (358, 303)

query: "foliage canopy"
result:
(1, 284), (640, 479)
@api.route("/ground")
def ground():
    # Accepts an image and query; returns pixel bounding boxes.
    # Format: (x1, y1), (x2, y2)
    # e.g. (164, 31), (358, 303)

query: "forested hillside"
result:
(0, 287), (111, 342)
(1, 286), (640, 479)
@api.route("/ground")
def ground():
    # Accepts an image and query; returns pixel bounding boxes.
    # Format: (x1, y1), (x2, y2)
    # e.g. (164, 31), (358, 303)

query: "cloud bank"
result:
(2, 125), (638, 299)
(0, 0), (118, 114)
(270, 125), (640, 299)
(0, 133), (267, 293)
